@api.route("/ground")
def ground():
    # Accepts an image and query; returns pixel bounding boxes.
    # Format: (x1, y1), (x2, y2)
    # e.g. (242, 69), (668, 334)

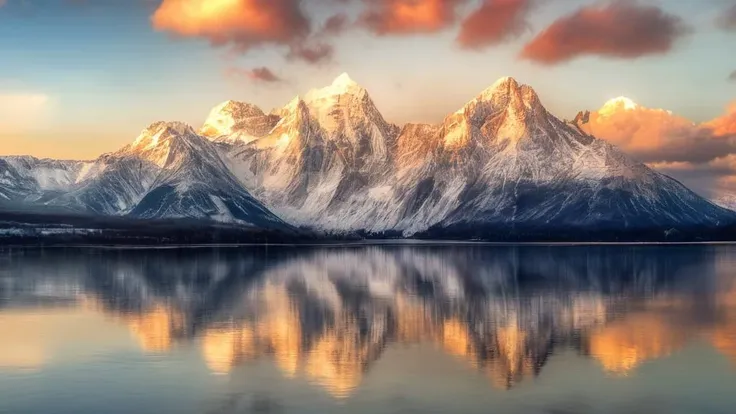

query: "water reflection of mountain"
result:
(1, 245), (734, 396)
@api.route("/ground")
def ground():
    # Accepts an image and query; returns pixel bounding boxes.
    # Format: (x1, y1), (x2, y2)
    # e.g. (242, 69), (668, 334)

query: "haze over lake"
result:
(2, 245), (736, 414)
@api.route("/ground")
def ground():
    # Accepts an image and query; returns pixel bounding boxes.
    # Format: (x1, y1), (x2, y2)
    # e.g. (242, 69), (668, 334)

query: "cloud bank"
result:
(584, 99), (736, 197)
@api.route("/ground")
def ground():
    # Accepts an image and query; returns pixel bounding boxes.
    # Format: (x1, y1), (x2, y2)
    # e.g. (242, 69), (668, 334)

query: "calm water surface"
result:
(1, 245), (736, 414)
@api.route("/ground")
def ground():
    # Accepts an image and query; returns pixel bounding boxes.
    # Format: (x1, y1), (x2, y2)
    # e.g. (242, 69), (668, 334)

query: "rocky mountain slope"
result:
(0, 122), (289, 231)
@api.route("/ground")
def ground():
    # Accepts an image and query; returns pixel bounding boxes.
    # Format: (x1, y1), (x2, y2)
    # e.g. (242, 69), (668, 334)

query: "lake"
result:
(1, 244), (736, 414)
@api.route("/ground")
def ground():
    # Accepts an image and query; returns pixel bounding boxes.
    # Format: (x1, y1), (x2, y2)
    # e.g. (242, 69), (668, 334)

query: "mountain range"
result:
(1, 74), (734, 239)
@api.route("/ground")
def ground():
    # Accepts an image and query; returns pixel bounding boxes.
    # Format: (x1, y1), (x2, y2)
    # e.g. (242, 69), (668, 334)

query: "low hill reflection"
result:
(2, 245), (735, 397)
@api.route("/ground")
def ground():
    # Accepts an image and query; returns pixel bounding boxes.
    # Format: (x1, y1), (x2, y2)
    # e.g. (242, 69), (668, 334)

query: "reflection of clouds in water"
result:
(588, 312), (689, 375)
(711, 312), (736, 366)
(3, 246), (736, 398)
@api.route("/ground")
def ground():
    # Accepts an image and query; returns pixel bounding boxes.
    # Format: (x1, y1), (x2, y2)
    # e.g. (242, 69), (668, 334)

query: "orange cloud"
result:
(584, 99), (736, 198)
(151, 0), (311, 51)
(457, 0), (532, 49)
(360, 0), (466, 35)
(583, 98), (695, 160)
(585, 99), (736, 165)
(706, 103), (736, 136)
(520, 0), (687, 65)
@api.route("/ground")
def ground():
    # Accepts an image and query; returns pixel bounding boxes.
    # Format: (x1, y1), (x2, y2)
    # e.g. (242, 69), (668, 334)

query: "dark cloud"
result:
(716, 3), (736, 31)
(457, 0), (532, 49)
(319, 13), (351, 36)
(729, 70), (736, 81)
(225, 66), (283, 83)
(359, 0), (467, 36)
(520, 0), (688, 65)
(287, 42), (334, 64)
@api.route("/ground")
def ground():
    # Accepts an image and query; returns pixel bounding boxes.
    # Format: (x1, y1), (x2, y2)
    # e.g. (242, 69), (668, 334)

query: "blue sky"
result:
(0, 0), (735, 159)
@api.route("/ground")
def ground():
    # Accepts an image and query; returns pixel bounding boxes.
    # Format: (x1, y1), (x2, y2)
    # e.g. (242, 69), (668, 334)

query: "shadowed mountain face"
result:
(2, 245), (736, 398)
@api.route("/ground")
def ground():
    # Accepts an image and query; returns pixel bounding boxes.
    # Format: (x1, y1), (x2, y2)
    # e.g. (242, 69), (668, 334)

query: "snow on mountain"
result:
(216, 74), (735, 234)
(123, 121), (288, 227)
(44, 154), (159, 215)
(0, 157), (45, 201)
(397, 78), (730, 233)
(0, 156), (92, 201)
(0, 122), (289, 229)
(225, 73), (400, 229)
(200, 101), (280, 144)
(713, 194), (736, 211)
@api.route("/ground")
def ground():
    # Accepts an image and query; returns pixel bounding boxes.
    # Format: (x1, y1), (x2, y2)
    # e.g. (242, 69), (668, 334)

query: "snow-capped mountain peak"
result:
(132, 121), (196, 150)
(475, 76), (541, 107)
(293, 73), (393, 141)
(201, 101), (265, 136)
(305, 73), (366, 104)
(457, 76), (545, 128)
(126, 121), (201, 168)
(490, 76), (520, 92)
(200, 100), (279, 145)
(330, 72), (360, 91)
(215, 100), (265, 117)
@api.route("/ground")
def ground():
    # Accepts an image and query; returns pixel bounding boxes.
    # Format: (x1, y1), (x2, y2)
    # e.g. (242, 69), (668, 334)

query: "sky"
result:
(0, 0), (735, 194)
